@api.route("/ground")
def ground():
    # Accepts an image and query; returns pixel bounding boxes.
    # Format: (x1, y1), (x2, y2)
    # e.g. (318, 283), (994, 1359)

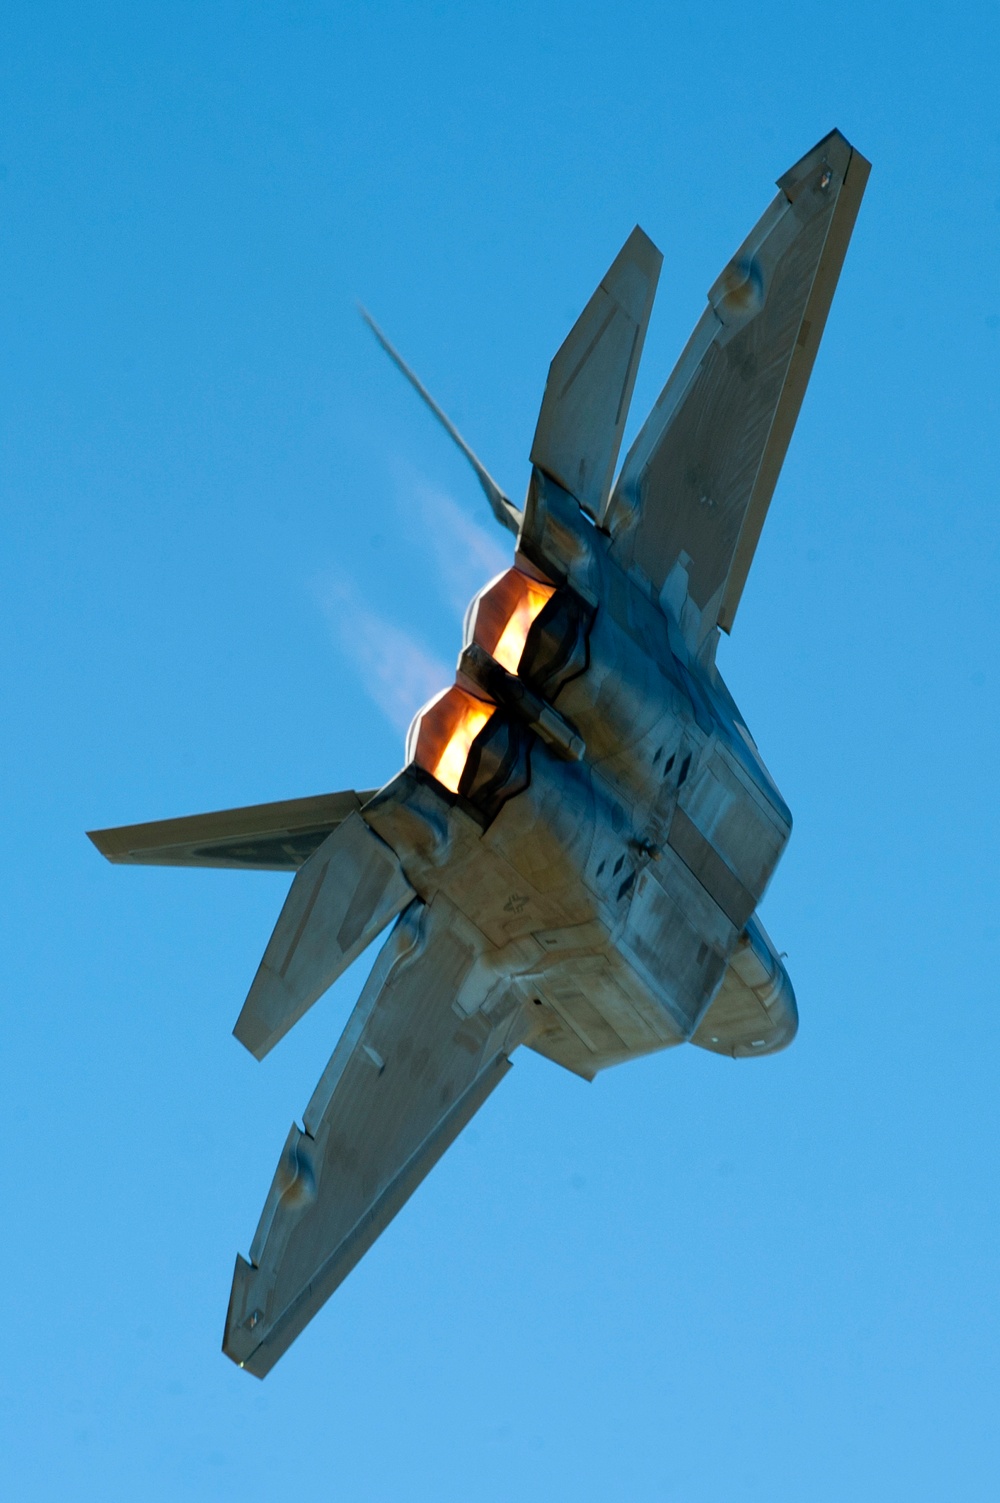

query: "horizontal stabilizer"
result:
(88, 788), (379, 871)
(530, 226), (662, 521)
(224, 899), (526, 1377)
(233, 812), (415, 1059)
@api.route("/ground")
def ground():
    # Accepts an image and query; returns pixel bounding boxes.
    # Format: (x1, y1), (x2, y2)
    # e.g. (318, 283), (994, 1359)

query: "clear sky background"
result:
(2, 3), (999, 1500)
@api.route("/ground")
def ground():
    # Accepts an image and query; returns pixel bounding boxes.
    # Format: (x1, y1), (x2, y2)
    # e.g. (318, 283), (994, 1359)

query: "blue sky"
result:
(3, 3), (999, 1499)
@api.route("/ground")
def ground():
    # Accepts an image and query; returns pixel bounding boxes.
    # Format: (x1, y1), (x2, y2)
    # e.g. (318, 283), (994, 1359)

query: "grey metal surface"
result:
(692, 915), (797, 1059)
(608, 129), (870, 648)
(223, 896), (525, 1377)
(87, 788), (379, 870)
(90, 130), (868, 1376)
(530, 226), (662, 521)
(234, 812), (416, 1059)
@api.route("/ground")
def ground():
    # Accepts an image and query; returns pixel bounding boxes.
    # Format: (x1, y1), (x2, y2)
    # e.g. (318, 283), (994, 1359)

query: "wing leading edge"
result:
(607, 129), (870, 646)
(223, 897), (529, 1378)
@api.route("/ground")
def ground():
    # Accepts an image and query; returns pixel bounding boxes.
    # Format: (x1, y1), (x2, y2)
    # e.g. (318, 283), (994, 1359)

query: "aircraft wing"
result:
(87, 788), (379, 871)
(607, 129), (870, 644)
(223, 897), (527, 1378)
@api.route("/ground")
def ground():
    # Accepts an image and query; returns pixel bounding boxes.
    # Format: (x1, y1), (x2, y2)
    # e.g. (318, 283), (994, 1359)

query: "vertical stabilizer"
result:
(530, 226), (662, 523)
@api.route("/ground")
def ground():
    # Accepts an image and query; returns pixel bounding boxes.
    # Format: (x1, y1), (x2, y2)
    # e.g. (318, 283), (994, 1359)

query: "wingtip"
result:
(222, 1254), (267, 1377)
(86, 827), (121, 862)
(360, 304), (520, 535)
(357, 302), (392, 354)
(776, 128), (861, 200)
(232, 998), (272, 1061)
(624, 222), (664, 270)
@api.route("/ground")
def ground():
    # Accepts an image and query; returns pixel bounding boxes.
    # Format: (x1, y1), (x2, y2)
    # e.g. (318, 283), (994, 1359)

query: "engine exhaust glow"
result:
(466, 567), (555, 675)
(492, 579), (556, 673)
(432, 697), (494, 793)
(407, 685), (496, 794)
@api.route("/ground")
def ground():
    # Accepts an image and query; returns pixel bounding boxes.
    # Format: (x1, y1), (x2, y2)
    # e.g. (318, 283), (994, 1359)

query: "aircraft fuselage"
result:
(365, 466), (797, 1079)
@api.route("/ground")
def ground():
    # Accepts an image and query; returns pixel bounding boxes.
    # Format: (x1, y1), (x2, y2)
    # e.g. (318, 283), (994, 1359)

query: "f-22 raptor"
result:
(90, 130), (869, 1376)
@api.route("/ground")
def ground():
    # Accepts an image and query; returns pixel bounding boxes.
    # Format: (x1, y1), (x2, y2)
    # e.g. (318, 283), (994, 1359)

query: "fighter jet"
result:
(89, 129), (869, 1376)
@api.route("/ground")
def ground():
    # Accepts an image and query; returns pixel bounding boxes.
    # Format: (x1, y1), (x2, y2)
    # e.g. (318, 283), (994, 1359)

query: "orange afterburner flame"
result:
(493, 579), (556, 672)
(432, 697), (493, 793)
(466, 568), (555, 674)
(407, 567), (556, 797)
(407, 685), (495, 794)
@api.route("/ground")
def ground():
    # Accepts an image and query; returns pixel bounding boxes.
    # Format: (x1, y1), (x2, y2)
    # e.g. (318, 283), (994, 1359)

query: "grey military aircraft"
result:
(90, 129), (869, 1377)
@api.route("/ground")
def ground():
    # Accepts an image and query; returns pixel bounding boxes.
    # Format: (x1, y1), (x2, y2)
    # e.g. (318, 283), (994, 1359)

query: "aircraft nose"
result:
(731, 922), (798, 1057)
(693, 915), (799, 1059)
(738, 959), (798, 1056)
